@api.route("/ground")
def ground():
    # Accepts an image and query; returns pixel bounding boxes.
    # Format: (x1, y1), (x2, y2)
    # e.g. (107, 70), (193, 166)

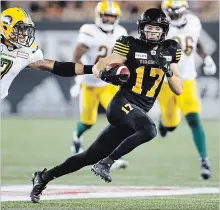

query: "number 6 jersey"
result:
(0, 39), (43, 101)
(166, 13), (202, 80)
(76, 23), (127, 87)
(113, 35), (181, 112)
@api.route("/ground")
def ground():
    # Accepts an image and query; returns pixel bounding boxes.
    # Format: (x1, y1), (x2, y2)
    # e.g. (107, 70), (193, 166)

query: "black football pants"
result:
(43, 92), (157, 182)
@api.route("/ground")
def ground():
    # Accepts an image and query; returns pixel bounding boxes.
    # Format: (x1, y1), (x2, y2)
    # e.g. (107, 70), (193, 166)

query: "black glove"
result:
(158, 52), (173, 77)
(99, 65), (129, 85)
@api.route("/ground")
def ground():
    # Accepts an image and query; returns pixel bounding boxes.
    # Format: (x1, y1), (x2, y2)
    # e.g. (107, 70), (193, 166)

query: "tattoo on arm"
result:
(28, 59), (55, 72)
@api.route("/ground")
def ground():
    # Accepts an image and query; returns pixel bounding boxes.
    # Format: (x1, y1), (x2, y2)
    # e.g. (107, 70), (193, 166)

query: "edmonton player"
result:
(158, 0), (216, 179)
(30, 8), (183, 203)
(0, 8), (93, 101)
(71, 1), (128, 170)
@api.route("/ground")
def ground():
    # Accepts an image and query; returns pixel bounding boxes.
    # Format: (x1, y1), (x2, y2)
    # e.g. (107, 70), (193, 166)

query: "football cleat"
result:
(111, 159), (129, 170)
(91, 160), (112, 183)
(30, 168), (47, 203)
(70, 131), (84, 154)
(158, 119), (167, 137)
(200, 158), (211, 180)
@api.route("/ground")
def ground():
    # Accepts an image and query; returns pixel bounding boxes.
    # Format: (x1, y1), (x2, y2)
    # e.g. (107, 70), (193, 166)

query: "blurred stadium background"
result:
(1, 1), (219, 209)
(1, 0), (219, 118)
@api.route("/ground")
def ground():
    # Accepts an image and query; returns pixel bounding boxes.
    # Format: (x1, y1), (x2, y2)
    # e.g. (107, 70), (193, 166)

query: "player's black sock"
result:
(41, 124), (120, 183)
(41, 124), (128, 183)
(109, 127), (157, 160)
(41, 151), (98, 183)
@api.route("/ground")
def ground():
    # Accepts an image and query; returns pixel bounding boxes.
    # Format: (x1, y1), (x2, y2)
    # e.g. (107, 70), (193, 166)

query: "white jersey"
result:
(76, 24), (128, 87)
(166, 14), (202, 81)
(0, 42), (43, 101)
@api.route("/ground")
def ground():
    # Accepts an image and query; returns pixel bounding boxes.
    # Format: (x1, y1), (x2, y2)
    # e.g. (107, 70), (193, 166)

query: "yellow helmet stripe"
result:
(20, 8), (28, 20)
(20, 8), (32, 24)
(168, 0), (174, 6)
(162, 0), (188, 8)
(164, 0), (174, 8)
(98, 1), (121, 16)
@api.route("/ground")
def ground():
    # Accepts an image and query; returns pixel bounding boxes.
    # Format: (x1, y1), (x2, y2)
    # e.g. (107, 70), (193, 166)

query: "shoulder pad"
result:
(79, 24), (95, 37)
(162, 39), (181, 51)
(30, 43), (39, 53)
(186, 13), (201, 24)
(162, 39), (181, 63)
(115, 25), (128, 36)
(116, 25), (127, 32)
(113, 36), (132, 57)
(116, 36), (135, 46)
(31, 43), (37, 49)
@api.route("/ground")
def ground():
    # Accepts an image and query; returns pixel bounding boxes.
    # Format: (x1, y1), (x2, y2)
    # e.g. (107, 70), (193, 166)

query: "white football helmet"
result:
(95, 1), (121, 32)
(161, 0), (189, 27)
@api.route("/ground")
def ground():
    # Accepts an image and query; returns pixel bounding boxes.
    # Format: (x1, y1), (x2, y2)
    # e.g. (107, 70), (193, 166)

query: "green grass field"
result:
(1, 194), (219, 210)
(1, 117), (219, 209)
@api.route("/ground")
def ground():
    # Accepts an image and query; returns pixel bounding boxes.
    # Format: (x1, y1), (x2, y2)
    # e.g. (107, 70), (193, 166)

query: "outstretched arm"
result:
(28, 59), (93, 76)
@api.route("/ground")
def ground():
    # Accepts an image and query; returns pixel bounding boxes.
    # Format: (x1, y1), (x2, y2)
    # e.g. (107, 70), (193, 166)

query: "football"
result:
(107, 63), (130, 82)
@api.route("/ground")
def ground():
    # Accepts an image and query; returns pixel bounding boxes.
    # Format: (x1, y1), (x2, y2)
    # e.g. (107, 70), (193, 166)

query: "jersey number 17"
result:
(132, 66), (164, 97)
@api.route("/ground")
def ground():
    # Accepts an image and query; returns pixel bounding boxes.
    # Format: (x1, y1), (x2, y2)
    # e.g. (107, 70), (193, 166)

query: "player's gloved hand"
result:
(158, 52), (173, 77)
(203, 55), (216, 75)
(99, 66), (128, 85)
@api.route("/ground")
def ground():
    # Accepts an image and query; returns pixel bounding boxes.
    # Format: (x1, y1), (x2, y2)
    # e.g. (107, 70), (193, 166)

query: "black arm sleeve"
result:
(52, 62), (93, 77)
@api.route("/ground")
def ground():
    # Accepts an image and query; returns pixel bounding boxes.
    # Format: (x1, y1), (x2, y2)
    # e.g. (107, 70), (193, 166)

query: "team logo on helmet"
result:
(2, 15), (13, 25)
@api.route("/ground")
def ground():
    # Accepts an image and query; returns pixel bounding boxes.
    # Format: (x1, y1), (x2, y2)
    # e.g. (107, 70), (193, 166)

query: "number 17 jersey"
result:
(113, 36), (181, 112)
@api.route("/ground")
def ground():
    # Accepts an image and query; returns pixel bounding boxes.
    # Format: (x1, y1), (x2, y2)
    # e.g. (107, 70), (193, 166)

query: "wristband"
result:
(84, 65), (93, 74)
(52, 61), (76, 77)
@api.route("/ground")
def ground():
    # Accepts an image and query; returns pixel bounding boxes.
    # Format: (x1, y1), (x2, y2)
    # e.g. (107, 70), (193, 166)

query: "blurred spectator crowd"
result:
(2, 1), (219, 22)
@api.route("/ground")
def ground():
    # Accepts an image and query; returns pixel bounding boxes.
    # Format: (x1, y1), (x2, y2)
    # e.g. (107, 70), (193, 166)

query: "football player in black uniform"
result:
(30, 8), (183, 203)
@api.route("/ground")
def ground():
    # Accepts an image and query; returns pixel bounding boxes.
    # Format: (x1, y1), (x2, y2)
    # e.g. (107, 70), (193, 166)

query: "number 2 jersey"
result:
(76, 23), (127, 87)
(113, 36), (181, 112)
(0, 39), (43, 101)
(165, 13), (201, 81)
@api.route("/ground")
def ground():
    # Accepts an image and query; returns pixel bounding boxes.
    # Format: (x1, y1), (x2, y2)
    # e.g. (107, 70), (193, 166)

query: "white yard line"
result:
(1, 185), (219, 202)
